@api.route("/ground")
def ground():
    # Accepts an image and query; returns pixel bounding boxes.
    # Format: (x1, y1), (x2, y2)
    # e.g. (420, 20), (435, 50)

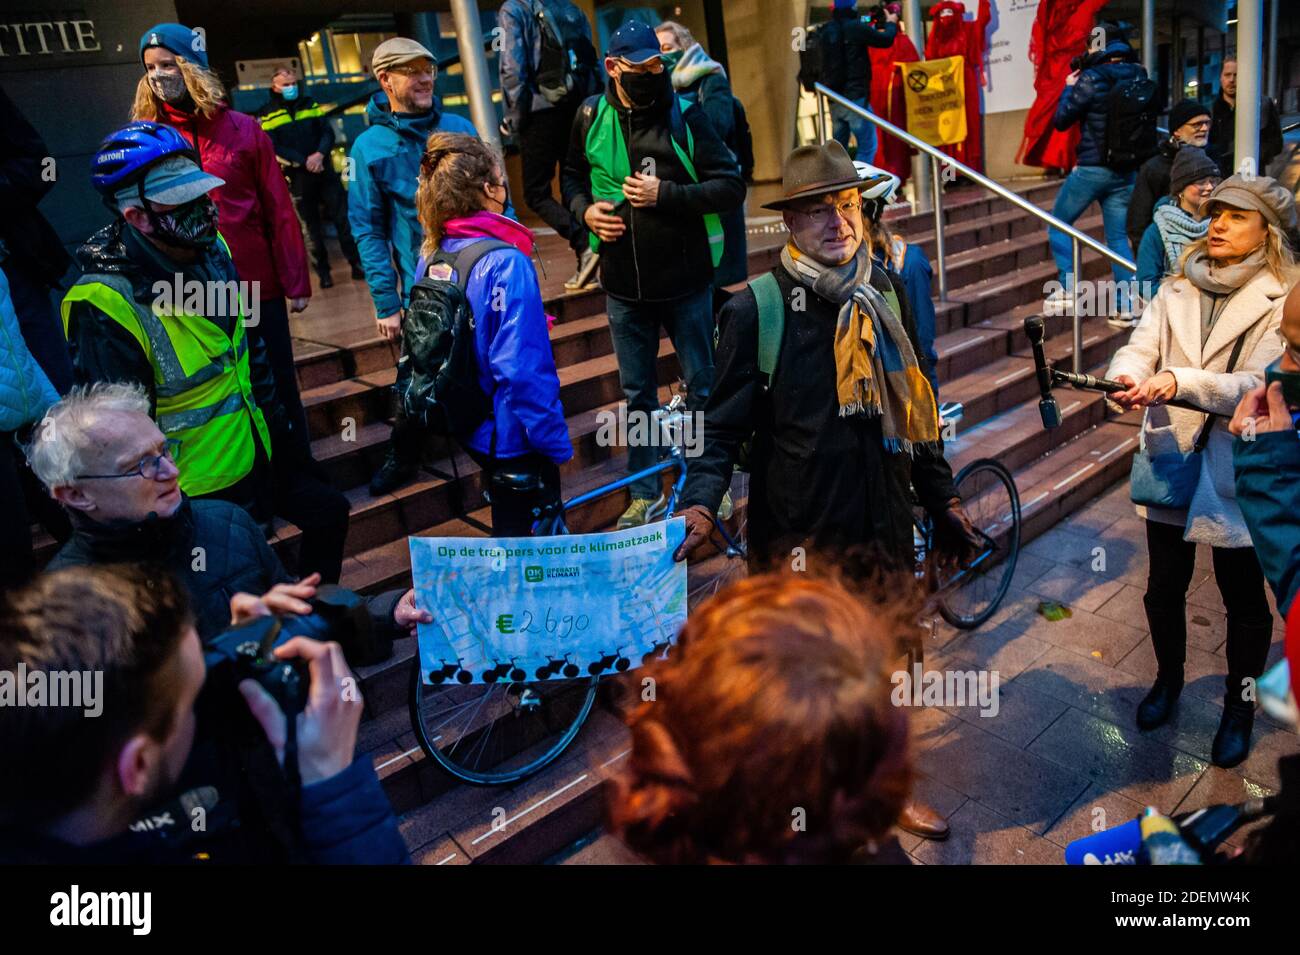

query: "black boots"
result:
(1137, 601), (1187, 730)
(1137, 678), (1183, 730)
(369, 444), (418, 496)
(1212, 701), (1255, 768)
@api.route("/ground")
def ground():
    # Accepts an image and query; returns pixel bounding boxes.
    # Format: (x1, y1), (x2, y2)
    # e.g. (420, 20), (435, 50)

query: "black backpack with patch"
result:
(532, 0), (598, 105)
(1104, 74), (1160, 170)
(395, 239), (510, 437)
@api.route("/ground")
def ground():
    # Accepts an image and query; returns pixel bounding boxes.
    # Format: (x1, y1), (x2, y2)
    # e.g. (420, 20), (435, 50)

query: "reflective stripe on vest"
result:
(584, 95), (724, 267)
(259, 104), (327, 132)
(60, 267), (272, 497)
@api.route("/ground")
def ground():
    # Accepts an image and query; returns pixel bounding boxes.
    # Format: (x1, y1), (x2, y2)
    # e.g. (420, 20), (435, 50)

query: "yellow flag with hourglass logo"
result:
(901, 55), (967, 146)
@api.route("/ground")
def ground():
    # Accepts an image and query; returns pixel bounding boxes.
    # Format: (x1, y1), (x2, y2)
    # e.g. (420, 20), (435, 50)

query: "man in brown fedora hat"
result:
(673, 139), (980, 841)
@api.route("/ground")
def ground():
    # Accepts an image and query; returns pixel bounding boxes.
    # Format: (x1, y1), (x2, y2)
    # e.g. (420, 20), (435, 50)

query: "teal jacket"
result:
(0, 268), (57, 432)
(347, 93), (478, 318)
(1234, 429), (1300, 615)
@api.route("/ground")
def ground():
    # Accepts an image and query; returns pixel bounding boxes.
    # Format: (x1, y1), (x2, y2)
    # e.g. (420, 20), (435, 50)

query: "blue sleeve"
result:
(469, 250), (573, 464)
(1234, 430), (1300, 615)
(298, 757), (411, 864)
(0, 269), (57, 426)
(1054, 72), (1095, 131)
(347, 136), (402, 318)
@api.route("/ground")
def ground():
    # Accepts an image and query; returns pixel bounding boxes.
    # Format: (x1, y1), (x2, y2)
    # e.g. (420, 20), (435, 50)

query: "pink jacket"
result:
(159, 101), (311, 300)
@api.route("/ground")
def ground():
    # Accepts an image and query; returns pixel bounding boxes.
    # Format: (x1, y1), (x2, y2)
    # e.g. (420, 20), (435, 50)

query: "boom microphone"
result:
(1064, 816), (1143, 865)
(1023, 316), (1061, 430)
(1064, 796), (1278, 864)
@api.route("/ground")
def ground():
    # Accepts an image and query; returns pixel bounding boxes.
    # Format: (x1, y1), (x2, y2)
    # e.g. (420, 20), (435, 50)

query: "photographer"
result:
(0, 564), (409, 864)
(28, 382), (430, 646)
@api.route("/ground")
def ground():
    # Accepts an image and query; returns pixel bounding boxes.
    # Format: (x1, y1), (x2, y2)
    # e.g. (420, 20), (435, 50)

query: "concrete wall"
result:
(1, 1), (179, 257)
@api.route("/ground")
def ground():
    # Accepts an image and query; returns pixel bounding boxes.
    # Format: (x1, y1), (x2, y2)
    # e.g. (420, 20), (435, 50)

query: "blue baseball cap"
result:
(607, 20), (662, 65)
(140, 23), (208, 70)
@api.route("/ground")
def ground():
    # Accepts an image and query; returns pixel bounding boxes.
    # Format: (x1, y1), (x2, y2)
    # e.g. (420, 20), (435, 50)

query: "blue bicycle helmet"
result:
(91, 121), (198, 196)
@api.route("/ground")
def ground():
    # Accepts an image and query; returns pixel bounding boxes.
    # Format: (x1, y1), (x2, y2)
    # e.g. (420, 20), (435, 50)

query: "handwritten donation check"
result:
(409, 519), (687, 685)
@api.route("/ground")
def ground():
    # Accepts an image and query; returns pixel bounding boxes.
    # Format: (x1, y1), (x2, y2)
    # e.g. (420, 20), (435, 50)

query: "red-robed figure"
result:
(1016, 0), (1111, 170)
(924, 0), (991, 173)
(868, 1), (920, 183)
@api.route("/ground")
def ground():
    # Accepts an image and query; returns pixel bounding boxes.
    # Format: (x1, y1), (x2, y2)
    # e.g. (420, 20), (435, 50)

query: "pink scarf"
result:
(441, 210), (535, 256)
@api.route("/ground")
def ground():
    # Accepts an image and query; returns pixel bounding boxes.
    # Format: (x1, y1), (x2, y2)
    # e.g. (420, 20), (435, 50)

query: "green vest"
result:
(584, 95), (724, 267)
(60, 238), (272, 497)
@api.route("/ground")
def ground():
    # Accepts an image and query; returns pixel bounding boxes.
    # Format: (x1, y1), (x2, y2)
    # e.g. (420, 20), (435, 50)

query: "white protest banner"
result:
(409, 519), (687, 685)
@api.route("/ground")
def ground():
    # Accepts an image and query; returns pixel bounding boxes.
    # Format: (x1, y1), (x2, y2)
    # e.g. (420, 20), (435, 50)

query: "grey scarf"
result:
(1182, 246), (1268, 295)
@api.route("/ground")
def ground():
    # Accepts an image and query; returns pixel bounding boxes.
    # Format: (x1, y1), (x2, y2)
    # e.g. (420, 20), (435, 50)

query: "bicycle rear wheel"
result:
(937, 458), (1021, 630)
(409, 659), (598, 786)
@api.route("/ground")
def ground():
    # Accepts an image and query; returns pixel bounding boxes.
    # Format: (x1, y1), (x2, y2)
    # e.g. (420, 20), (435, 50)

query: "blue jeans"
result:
(1048, 165), (1136, 306)
(606, 289), (715, 500)
(830, 97), (878, 164)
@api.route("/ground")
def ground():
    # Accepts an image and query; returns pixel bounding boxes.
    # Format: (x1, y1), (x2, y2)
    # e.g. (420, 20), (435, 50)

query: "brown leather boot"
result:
(899, 799), (950, 840)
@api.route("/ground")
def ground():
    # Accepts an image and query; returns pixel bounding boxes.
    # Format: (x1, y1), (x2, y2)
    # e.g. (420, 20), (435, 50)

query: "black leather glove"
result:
(933, 497), (983, 565)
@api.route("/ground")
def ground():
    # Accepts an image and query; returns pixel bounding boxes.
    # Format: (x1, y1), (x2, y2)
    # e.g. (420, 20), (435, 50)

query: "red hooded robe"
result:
(924, 0), (991, 173)
(869, 14), (920, 183)
(1016, 0), (1112, 171)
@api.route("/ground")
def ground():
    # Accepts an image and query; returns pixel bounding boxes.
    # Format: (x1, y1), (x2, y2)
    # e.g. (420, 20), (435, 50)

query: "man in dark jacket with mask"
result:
(562, 19), (744, 530)
(675, 140), (982, 842)
(1046, 32), (1147, 325)
(257, 66), (362, 288)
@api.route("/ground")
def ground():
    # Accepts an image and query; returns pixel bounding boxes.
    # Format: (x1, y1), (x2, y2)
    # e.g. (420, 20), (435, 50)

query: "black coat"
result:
(814, 10), (897, 103)
(46, 497), (402, 644)
(562, 82), (745, 302)
(1053, 52), (1147, 168)
(1207, 91), (1284, 176)
(255, 90), (334, 168)
(1126, 138), (1179, 252)
(0, 85), (72, 288)
(679, 265), (957, 567)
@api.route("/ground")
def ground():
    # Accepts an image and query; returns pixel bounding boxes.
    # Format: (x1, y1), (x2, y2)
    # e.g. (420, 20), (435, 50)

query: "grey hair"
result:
(654, 20), (696, 50)
(26, 382), (152, 488)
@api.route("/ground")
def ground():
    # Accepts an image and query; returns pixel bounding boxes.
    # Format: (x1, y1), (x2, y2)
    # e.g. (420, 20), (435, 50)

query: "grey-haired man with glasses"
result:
(29, 382), (430, 645)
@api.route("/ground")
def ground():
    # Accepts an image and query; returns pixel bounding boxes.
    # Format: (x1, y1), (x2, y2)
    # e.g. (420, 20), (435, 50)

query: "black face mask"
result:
(145, 195), (219, 249)
(618, 69), (670, 110)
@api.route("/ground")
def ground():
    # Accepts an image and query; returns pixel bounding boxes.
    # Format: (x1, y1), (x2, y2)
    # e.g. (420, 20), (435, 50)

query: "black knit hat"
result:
(1168, 100), (1211, 136)
(1168, 146), (1220, 195)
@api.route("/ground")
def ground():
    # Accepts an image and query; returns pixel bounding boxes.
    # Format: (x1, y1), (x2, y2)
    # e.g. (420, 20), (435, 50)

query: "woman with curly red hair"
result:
(606, 572), (917, 864)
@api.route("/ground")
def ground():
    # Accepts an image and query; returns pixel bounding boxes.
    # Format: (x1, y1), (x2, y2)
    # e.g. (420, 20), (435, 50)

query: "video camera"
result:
(866, 3), (896, 28)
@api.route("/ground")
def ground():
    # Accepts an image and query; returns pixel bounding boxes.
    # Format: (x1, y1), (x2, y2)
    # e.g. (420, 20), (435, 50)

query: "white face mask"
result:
(148, 70), (188, 104)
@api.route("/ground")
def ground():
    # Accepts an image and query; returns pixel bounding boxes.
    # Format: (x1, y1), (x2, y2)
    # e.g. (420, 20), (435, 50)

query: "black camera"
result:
(866, 3), (890, 28)
(203, 584), (378, 716)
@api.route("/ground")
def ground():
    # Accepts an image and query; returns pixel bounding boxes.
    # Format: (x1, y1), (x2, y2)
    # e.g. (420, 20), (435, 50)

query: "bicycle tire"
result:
(937, 458), (1021, 630)
(409, 657), (598, 787)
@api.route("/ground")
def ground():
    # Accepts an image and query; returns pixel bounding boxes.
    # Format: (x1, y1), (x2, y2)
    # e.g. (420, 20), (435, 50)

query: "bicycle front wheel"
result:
(409, 659), (598, 786)
(937, 458), (1021, 630)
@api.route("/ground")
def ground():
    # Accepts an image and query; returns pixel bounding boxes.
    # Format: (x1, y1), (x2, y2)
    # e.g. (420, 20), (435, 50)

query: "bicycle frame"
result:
(531, 443), (747, 559)
(914, 515), (998, 591)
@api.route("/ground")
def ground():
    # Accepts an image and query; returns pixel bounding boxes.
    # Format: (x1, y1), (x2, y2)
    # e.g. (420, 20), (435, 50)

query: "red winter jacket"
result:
(157, 101), (311, 300)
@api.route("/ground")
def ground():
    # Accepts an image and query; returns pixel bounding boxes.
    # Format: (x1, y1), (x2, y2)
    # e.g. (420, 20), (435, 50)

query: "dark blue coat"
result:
(1053, 46), (1146, 168)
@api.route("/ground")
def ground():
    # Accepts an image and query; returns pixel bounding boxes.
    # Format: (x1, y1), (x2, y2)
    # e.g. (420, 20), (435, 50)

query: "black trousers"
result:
(0, 432), (69, 589)
(288, 167), (360, 277)
(519, 104), (586, 254)
(249, 297), (310, 444)
(1143, 518), (1273, 700)
(466, 447), (561, 537)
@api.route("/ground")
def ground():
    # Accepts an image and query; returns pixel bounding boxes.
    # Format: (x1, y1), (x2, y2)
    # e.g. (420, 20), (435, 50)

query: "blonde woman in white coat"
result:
(1107, 173), (1297, 768)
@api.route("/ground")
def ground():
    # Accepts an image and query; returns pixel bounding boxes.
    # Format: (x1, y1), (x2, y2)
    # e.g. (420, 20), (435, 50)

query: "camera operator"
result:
(27, 382), (431, 648)
(0, 564), (409, 863)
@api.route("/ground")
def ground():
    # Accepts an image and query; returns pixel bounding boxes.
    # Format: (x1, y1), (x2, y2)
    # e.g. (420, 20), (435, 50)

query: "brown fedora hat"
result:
(763, 140), (891, 211)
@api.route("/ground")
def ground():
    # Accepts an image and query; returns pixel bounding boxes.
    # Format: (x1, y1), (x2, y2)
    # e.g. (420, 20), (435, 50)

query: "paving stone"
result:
(1027, 707), (1208, 809)
(942, 676), (1071, 749)
(1172, 766), (1277, 852)
(914, 720), (1089, 831)
(910, 799), (1065, 865)
(1041, 782), (1146, 851)
(985, 601), (1147, 667)
(1026, 562), (1128, 613)
(1011, 645), (1148, 730)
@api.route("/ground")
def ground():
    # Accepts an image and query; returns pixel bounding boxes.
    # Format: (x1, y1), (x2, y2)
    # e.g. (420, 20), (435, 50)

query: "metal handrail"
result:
(814, 83), (1137, 373)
